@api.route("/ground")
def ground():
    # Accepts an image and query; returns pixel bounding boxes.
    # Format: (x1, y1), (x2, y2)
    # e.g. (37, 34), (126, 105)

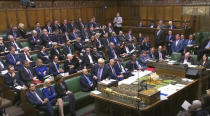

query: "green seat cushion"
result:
(65, 76), (81, 93)
(59, 64), (64, 70)
(20, 41), (30, 48)
(31, 54), (38, 61)
(74, 91), (93, 109)
(171, 52), (181, 61)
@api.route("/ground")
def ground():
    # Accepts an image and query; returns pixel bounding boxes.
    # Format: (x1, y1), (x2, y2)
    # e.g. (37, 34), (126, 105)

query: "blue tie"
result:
(84, 76), (92, 84)
(97, 67), (102, 81)
(68, 46), (72, 54)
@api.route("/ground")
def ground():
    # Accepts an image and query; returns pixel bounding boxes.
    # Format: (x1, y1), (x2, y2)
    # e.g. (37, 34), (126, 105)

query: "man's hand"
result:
(43, 98), (49, 104)
(93, 76), (98, 80)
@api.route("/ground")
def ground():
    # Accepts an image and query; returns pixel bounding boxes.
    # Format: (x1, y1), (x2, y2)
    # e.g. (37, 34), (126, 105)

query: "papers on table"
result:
(167, 60), (176, 65)
(188, 64), (198, 68)
(91, 90), (101, 95)
(100, 79), (116, 85)
(15, 86), (24, 90)
(181, 100), (191, 110)
(182, 78), (193, 83)
(118, 70), (152, 85)
(158, 84), (185, 97)
(1, 70), (8, 75)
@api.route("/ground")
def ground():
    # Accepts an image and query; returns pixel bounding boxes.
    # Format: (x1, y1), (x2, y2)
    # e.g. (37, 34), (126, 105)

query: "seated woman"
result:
(64, 54), (77, 74)
(54, 75), (76, 116)
(199, 54), (210, 68)
(35, 59), (49, 81)
(42, 79), (64, 116)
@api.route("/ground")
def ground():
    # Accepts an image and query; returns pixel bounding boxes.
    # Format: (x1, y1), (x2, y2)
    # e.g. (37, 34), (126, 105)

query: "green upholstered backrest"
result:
(59, 64), (64, 70)
(191, 55), (198, 65)
(20, 41), (30, 48)
(64, 76), (81, 93)
(31, 54), (38, 61)
(171, 52), (181, 61)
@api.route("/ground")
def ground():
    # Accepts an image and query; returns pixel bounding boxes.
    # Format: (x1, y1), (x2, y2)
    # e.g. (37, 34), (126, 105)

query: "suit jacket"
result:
(18, 28), (27, 38)
(94, 39), (103, 49)
(114, 62), (125, 76)
(179, 56), (194, 65)
(64, 60), (77, 74)
(148, 52), (156, 59)
(49, 62), (60, 76)
(82, 53), (95, 68)
(69, 32), (78, 40)
(19, 66), (35, 85)
(138, 55), (150, 69)
(107, 47), (119, 59)
(42, 86), (57, 104)
(35, 65), (49, 81)
(91, 64), (110, 81)
(125, 61), (138, 72)
(29, 36), (42, 50)
(81, 30), (90, 41)
(166, 35), (175, 47)
(54, 82), (68, 98)
(141, 42), (151, 51)
(74, 41), (84, 52)
(40, 34), (52, 48)
(6, 53), (22, 70)
(106, 64), (118, 80)
(38, 51), (51, 64)
(63, 45), (74, 55)
(80, 75), (95, 92)
(105, 27), (114, 36)
(199, 60), (210, 68)
(51, 34), (65, 45)
(125, 34), (134, 41)
(76, 22), (85, 31)
(102, 38), (110, 47)
(4, 72), (24, 89)
(88, 30), (96, 37)
(6, 41), (22, 51)
(51, 24), (61, 32)
(0, 44), (7, 53)
(60, 23), (70, 33)
(155, 51), (165, 60)
(155, 30), (164, 46)
(92, 51), (103, 62)
(0, 58), (7, 71)
(50, 48), (63, 59)
(168, 25), (176, 29)
(171, 40), (183, 53)
(117, 35), (126, 43)
(110, 37), (119, 46)
(26, 89), (45, 106)
(20, 52), (34, 62)
(185, 39), (195, 46)
(7, 29), (22, 39)
(44, 25), (53, 33)
(199, 39), (210, 50)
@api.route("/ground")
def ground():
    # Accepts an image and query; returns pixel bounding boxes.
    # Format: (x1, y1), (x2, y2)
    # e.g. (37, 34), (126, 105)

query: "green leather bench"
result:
(191, 55), (198, 65)
(171, 52), (182, 62)
(38, 76), (93, 116)
(20, 41), (30, 48)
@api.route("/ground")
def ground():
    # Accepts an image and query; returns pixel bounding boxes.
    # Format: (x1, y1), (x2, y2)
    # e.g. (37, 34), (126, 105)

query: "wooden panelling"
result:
(7, 9), (17, 28)
(27, 9), (37, 28)
(140, 6), (147, 20)
(155, 6), (164, 20)
(148, 6), (154, 20)
(36, 9), (45, 26)
(17, 10), (28, 28)
(164, 6), (173, 20)
(60, 8), (68, 21)
(68, 8), (74, 20)
(53, 8), (61, 22)
(44, 8), (53, 23)
(0, 10), (7, 32)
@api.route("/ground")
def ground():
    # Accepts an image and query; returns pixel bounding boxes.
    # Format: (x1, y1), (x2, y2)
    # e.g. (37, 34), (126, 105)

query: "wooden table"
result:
(91, 79), (199, 116)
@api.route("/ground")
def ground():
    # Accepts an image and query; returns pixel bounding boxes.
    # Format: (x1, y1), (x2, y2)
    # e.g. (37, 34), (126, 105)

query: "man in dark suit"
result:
(107, 59), (123, 80)
(69, 20), (76, 32)
(82, 47), (95, 69)
(51, 19), (61, 32)
(20, 47), (35, 67)
(110, 32), (119, 46)
(7, 26), (22, 40)
(38, 46), (51, 64)
(94, 33), (104, 51)
(155, 25), (164, 48)
(51, 29), (65, 45)
(114, 58), (131, 79)
(19, 60), (38, 85)
(141, 37), (151, 51)
(179, 52), (194, 65)
(92, 47), (103, 62)
(185, 34), (195, 47)
(107, 42), (119, 59)
(198, 37), (210, 60)
(166, 30), (175, 56)
(106, 22), (114, 36)
(34, 22), (42, 35)
(125, 59), (139, 72)
(6, 46), (22, 71)
(76, 17), (85, 31)
(171, 34), (183, 53)
(44, 21), (53, 34)
(117, 31), (126, 43)
(49, 55), (64, 76)
(50, 42), (65, 60)
(91, 58), (110, 82)
(60, 19), (70, 33)
(80, 68), (96, 92)
(74, 37), (84, 52)
(4, 65), (26, 91)
(89, 26), (96, 37)
(0, 57), (7, 71)
(63, 40), (74, 56)
(147, 47), (155, 59)
(41, 29), (53, 48)
(81, 26), (90, 41)
(125, 30), (135, 42)
(6, 35), (22, 52)
(99, 25), (106, 38)
(155, 46), (165, 61)
(168, 21), (176, 29)
(29, 30), (42, 50)
(102, 32), (110, 47)
(138, 51), (150, 69)
(26, 83), (54, 116)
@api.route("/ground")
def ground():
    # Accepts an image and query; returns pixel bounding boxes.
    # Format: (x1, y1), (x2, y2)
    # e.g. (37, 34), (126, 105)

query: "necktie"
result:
(84, 76), (92, 84)
(65, 33), (69, 41)
(27, 68), (33, 78)
(136, 61), (141, 69)
(0, 62), (3, 71)
(97, 67), (102, 81)
(33, 92), (43, 104)
(13, 32), (17, 39)
(112, 49), (117, 59)
(11, 54), (16, 62)
(68, 46), (72, 54)
(205, 41), (210, 49)
(48, 27), (52, 33)
(111, 66), (116, 76)
(159, 52), (162, 60)
(55, 63), (59, 73)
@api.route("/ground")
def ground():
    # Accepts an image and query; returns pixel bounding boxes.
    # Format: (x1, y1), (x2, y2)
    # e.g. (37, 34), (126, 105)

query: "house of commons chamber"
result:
(0, 0), (210, 116)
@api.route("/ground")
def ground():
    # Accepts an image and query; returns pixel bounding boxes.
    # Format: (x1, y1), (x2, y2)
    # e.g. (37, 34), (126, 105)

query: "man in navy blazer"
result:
(38, 46), (51, 64)
(171, 34), (183, 53)
(29, 30), (42, 50)
(49, 55), (64, 76)
(185, 34), (195, 47)
(6, 46), (22, 71)
(107, 59), (123, 81)
(80, 68), (96, 92)
(166, 30), (175, 55)
(20, 47), (35, 67)
(168, 21), (176, 29)
(91, 58), (110, 82)
(107, 42), (119, 59)
(110, 32), (119, 46)
(138, 51), (150, 69)
(7, 26), (22, 40)
(26, 83), (54, 116)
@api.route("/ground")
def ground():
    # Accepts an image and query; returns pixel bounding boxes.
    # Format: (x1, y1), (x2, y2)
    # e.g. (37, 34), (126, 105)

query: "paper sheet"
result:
(181, 100), (191, 110)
